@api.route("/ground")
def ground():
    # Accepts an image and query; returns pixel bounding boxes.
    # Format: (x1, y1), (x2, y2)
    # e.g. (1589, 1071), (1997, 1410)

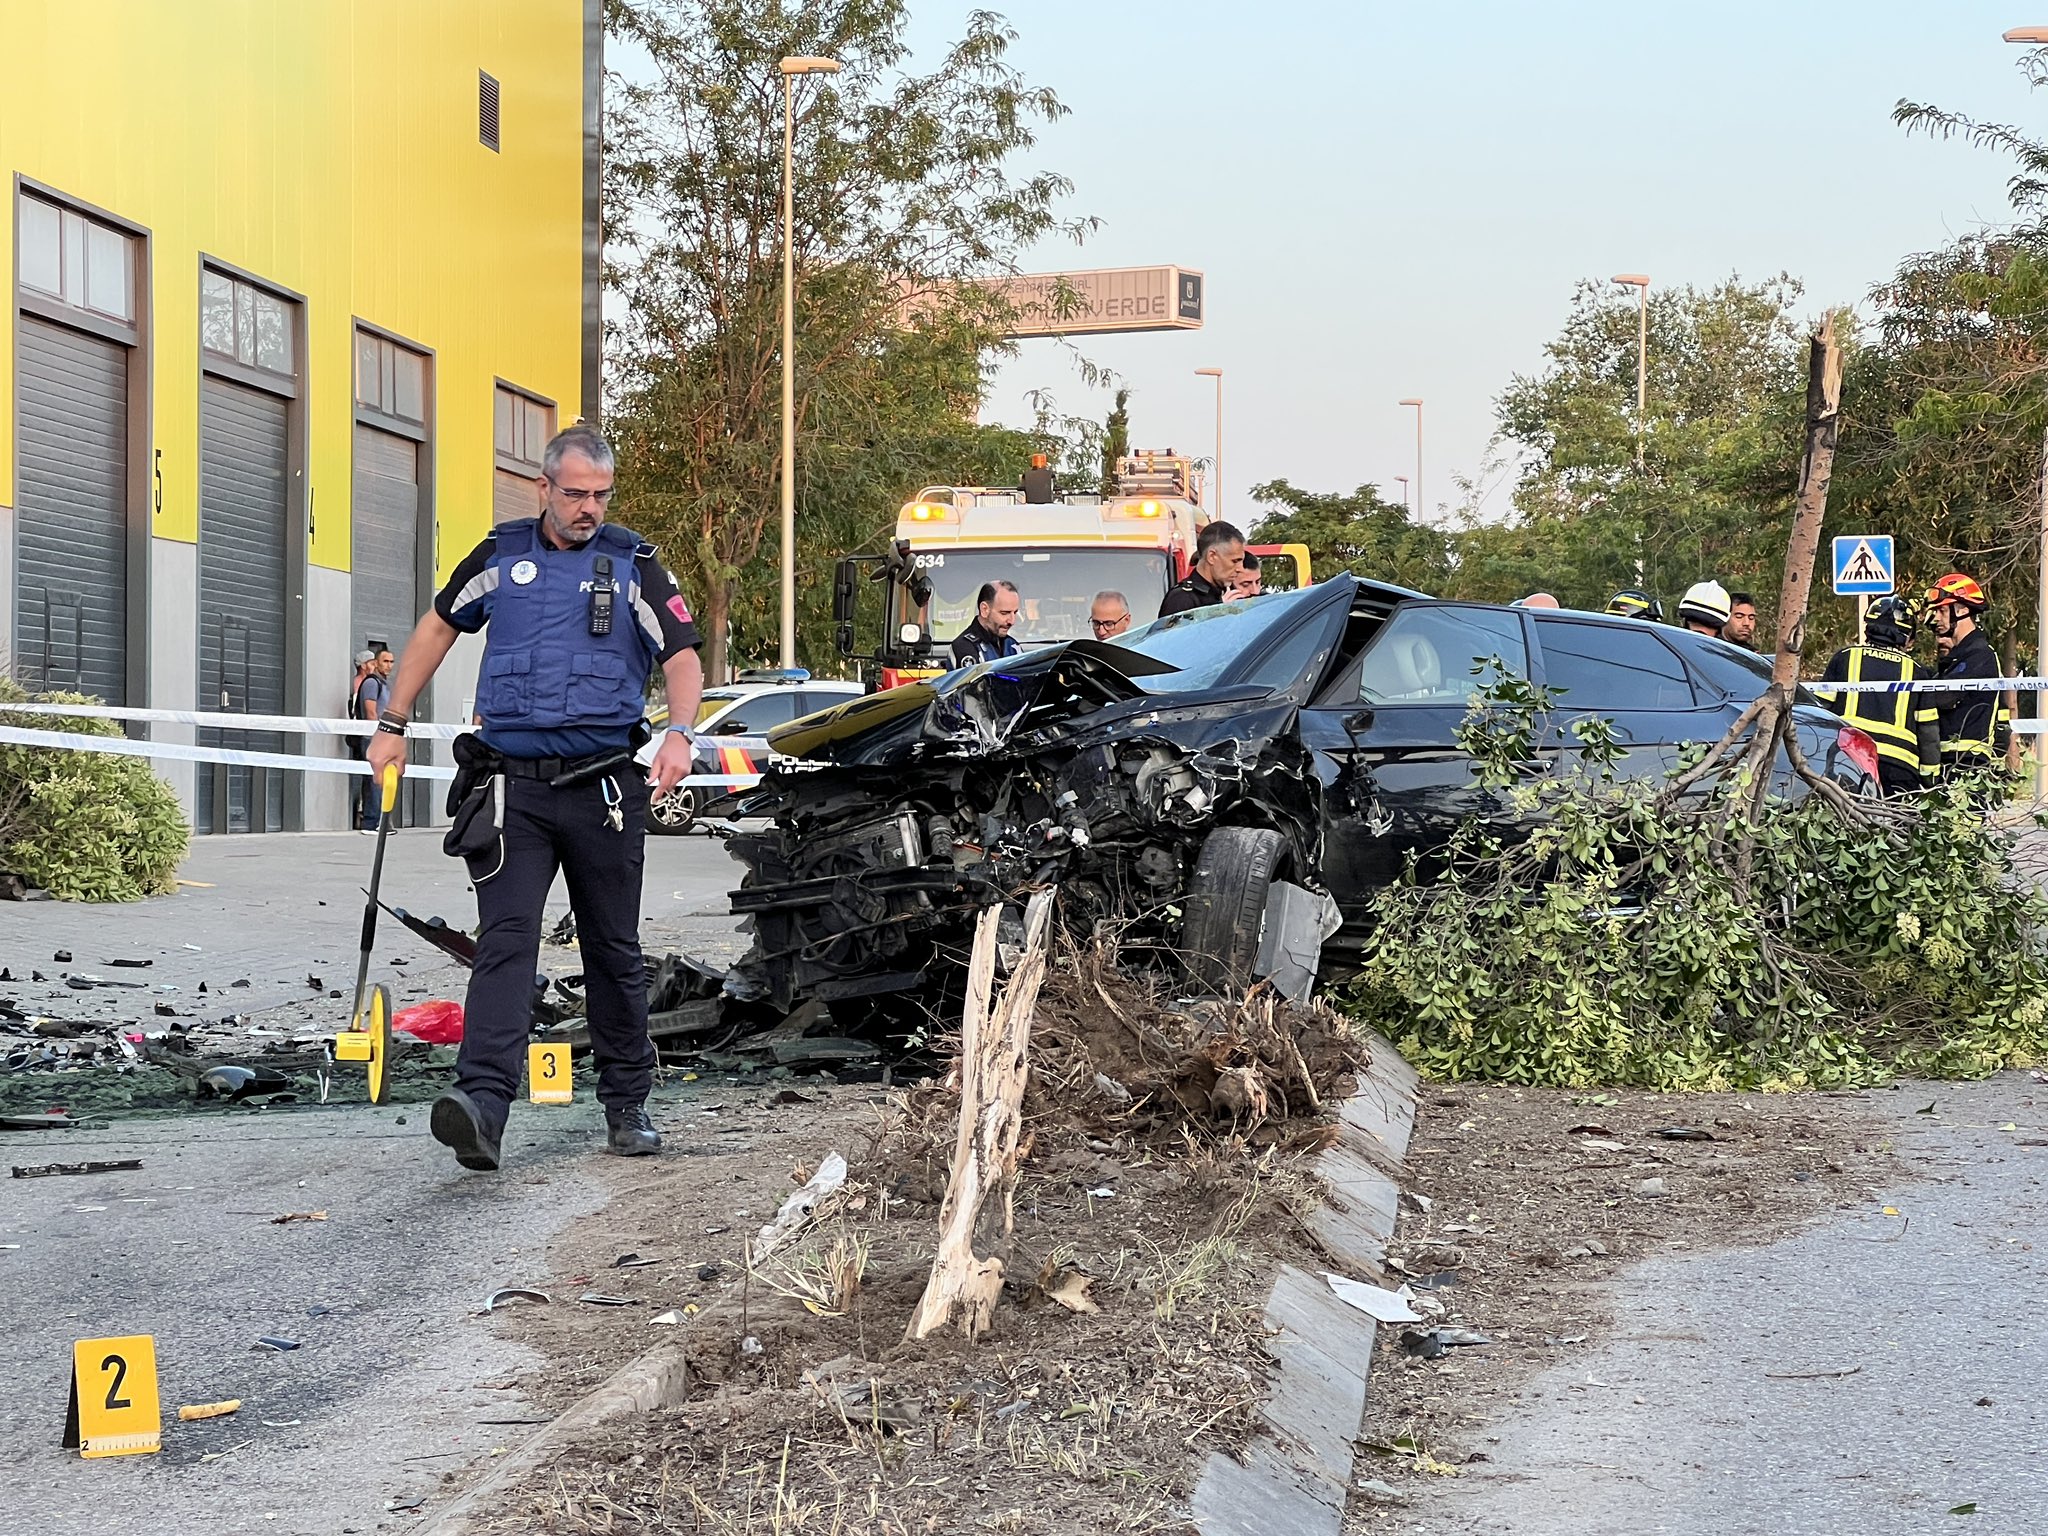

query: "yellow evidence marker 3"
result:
(529, 1042), (572, 1104)
(64, 1335), (161, 1457)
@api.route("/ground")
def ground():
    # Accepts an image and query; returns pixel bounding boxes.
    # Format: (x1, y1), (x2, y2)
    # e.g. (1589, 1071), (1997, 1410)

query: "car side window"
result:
(1535, 619), (1697, 709)
(720, 691), (804, 734)
(1354, 605), (1528, 705)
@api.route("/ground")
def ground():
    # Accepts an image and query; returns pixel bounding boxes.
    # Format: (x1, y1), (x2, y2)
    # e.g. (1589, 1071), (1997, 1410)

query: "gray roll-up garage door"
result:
(352, 424), (430, 823)
(13, 316), (129, 702)
(351, 426), (420, 662)
(196, 376), (290, 834)
(493, 467), (538, 525)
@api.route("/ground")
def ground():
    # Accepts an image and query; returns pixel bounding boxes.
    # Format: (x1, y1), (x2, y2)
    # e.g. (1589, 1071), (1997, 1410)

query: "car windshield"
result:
(915, 548), (1174, 646)
(1111, 588), (1312, 694)
(695, 690), (747, 724)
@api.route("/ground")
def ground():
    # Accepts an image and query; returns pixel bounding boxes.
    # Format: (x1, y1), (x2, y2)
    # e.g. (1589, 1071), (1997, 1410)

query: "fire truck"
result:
(831, 451), (1309, 688)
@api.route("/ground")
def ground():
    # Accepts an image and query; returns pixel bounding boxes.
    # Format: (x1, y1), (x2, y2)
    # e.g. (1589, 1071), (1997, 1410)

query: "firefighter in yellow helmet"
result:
(1923, 572), (2010, 782)
(1813, 596), (1939, 796)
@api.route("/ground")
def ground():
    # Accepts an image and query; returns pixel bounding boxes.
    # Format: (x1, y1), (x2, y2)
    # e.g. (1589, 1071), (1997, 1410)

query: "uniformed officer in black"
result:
(950, 580), (1022, 667)
(368, 426), (704, 1172)
(1157, 520), (1245, 617)
(1813, 596), (1939, 796)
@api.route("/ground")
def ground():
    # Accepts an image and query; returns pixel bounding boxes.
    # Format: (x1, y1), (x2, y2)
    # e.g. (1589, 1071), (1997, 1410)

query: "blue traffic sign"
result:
(1831, 535), (1894, 596)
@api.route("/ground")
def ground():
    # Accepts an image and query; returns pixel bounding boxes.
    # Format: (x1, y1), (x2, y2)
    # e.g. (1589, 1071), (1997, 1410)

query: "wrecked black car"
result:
(726, 576), (1877, 1012)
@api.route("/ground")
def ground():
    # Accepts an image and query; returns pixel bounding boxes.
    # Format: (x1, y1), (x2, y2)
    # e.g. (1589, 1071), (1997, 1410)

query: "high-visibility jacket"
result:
(1931, 628), (2011, 777)
(1814, 645), (1940, 795)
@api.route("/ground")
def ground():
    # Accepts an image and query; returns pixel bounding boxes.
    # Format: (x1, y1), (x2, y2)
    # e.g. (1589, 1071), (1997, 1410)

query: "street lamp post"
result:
(1195, 368), (1223, 515)
(2005, 29), (2048, 791)
(1613, 274), (1649, 471)
(1394, 475), (1409, 514)
(777, 53), (841, 671)
(1399, 399), (1423, 519)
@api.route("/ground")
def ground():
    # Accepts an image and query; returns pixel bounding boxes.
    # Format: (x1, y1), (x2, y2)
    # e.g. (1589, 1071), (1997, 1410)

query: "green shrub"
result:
(1338, 674), (2048, 1090)
(0, 678), (190, 901)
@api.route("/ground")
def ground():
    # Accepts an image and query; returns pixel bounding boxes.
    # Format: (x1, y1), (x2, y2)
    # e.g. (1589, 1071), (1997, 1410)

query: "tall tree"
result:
(1245, 480), (1451, 594)
(604, 0), (1090, 680)
(1472, 275), (1811, 615)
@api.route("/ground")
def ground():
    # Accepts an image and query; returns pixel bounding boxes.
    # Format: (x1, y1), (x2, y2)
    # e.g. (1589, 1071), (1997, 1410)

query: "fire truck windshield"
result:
(912, 548), (1174, 645)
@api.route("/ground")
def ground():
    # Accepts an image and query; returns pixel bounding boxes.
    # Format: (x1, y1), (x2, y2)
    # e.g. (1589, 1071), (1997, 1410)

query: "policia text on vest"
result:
(1814, 644), (1940, 796)
(365, 429), (704, 1173)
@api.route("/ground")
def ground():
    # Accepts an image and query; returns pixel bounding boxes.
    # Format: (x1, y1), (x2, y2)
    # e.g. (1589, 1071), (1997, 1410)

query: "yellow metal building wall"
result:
(0, 0), (586, 579)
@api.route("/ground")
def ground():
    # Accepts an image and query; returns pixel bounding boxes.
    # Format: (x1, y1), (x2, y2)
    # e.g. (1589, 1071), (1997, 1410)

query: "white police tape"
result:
(1815, 675), (2048, 694)
(0, 723), (460, 781)
(0, 700), (468, 738)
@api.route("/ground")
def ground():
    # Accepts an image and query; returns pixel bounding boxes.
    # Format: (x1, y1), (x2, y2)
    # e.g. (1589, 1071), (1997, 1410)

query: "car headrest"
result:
(1392, 633), (1442, 694)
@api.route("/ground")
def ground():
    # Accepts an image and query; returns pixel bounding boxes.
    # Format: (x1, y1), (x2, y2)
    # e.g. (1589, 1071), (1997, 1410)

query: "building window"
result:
(493, 383), (555, 523)
(356, 330), (428, 425)
(479, 70), (501, 152)
(494, 384), (553, 473)
(17, 192), (135, 321)
(201, 267), (294, 375)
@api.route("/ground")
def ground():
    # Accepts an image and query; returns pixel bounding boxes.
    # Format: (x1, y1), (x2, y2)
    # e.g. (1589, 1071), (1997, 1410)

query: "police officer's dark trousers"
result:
(457, 771), (654, 1135)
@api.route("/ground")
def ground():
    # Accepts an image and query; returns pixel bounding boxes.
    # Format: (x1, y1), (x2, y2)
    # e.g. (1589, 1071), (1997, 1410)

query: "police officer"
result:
(950, 580), (1022, 667)
(368, 426), (704, 1173)
(1813, 596), (1939, 796)
(1924, 572), (2011, 782)
(1158, 521), (1245, 617)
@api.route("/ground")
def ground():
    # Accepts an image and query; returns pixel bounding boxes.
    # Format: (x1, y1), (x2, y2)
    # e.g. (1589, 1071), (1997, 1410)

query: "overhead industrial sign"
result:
(980, 265), (1204, 338)
(1831, 535), (1895, 596)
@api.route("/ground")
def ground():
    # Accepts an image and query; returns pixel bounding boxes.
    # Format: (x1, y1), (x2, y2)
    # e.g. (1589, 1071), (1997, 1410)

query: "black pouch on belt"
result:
(444, 734), (507, 879)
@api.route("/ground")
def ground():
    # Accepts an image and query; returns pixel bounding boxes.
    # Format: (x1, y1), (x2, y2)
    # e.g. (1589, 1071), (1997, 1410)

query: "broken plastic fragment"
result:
(752, 1151), (847, 1261)
(481, 1287), (551, 1313)
(577, 1293), (639, 1307)
(252, 1336), (301, 1352)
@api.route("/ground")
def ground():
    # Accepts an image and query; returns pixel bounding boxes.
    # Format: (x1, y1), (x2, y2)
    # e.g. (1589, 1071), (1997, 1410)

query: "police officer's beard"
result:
(544, 507), (599, 548)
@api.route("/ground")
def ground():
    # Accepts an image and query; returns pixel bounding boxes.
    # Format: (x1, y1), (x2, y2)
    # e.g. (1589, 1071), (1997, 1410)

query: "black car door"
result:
(1527, 616), (1735, 782)
(1299, 601), (1534, 899)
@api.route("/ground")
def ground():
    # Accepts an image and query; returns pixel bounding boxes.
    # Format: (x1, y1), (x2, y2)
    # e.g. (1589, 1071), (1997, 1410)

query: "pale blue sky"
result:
(902, 1), (2046, 524)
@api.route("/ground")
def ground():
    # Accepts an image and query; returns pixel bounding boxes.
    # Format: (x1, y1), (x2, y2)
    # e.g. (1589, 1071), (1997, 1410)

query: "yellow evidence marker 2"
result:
(529, 1042), (572, 1104)
(64, 1335), (161, 1457)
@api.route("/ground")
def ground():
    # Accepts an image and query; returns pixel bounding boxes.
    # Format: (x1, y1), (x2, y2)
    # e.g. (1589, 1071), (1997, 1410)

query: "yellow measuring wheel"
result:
(334, 765), (401, 1104)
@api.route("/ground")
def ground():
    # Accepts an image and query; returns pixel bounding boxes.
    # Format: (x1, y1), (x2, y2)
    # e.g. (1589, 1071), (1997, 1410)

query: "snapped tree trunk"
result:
(903, 891), (1055, 1343)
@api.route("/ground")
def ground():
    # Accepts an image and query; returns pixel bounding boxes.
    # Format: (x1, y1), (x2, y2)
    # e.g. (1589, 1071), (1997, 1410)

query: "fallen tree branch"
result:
(903, 890), (1055, 1342)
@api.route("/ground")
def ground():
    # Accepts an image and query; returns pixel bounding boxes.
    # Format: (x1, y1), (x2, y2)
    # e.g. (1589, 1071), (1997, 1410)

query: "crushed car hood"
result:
(767, 638), (1186, 765)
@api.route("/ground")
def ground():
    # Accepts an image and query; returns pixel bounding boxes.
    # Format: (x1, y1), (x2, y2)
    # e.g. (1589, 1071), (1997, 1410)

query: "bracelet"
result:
(380, 709), (410, 728)
(376, 718), (408, 737)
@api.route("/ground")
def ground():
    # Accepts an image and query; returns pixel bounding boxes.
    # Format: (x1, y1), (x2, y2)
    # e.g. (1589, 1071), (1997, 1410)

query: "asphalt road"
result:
(1407, 1077), (2048, 1536)
(3, 828), (747, 1535)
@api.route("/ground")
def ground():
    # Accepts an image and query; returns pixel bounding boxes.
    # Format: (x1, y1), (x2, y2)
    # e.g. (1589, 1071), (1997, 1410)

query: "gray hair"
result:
(1092, 589), (1129, 613)
(542, 424), (616, 479)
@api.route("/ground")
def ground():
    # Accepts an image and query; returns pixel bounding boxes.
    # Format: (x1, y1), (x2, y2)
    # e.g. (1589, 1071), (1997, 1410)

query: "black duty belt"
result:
(501, 749), (636, 788)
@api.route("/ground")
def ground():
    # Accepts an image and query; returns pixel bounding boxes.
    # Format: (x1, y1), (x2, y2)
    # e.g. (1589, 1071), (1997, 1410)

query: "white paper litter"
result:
(1325, 1272), (1423, 1324)
(753, 1151), (847, 1261)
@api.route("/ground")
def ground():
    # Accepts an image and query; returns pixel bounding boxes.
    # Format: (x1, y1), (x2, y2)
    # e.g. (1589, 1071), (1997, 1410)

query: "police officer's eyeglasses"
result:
(551, 485), (615, 505)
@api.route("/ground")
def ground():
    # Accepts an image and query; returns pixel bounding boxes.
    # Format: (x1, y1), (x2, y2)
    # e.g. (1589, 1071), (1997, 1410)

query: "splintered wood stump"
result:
(903, 891), (1055, 1343)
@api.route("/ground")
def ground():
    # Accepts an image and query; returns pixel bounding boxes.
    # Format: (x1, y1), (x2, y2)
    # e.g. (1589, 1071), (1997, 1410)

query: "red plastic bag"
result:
(393, 1000), (464, 1044)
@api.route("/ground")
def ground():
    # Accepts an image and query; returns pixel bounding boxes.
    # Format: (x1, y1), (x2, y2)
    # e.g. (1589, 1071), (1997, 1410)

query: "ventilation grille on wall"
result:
(479, 70), (501, 152)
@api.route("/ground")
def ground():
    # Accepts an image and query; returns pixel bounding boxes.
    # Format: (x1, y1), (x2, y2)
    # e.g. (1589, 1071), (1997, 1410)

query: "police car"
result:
(637, 669), (863, 834)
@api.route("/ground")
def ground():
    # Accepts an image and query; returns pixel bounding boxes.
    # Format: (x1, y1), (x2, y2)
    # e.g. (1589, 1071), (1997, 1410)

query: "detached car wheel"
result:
(646, 785), (698, 836)
(1179, 825), (1289, 992)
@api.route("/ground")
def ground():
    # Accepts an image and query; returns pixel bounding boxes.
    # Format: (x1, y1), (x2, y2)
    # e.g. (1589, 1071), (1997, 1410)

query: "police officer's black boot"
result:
(604, 1103), (662, 1157)
(430, 1087), (503, 1172)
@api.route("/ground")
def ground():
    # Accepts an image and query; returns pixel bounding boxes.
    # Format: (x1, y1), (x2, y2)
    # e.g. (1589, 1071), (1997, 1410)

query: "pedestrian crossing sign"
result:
(1831, 535), (1894, 596)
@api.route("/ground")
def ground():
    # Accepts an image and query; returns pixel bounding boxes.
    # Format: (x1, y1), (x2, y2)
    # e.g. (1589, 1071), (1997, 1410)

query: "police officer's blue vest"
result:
(477, 520), (658, 753)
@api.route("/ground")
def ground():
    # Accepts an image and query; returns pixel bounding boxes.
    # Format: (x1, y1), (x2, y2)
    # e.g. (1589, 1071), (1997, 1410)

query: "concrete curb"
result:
(408, 1340), (689, 1536)
(1190, 1030), (1420, 1535)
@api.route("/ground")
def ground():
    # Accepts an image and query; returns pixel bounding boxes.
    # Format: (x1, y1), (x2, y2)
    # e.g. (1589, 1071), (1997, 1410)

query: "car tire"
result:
(646, 785), (698, 836)
(1179, 825), (1289, 993)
